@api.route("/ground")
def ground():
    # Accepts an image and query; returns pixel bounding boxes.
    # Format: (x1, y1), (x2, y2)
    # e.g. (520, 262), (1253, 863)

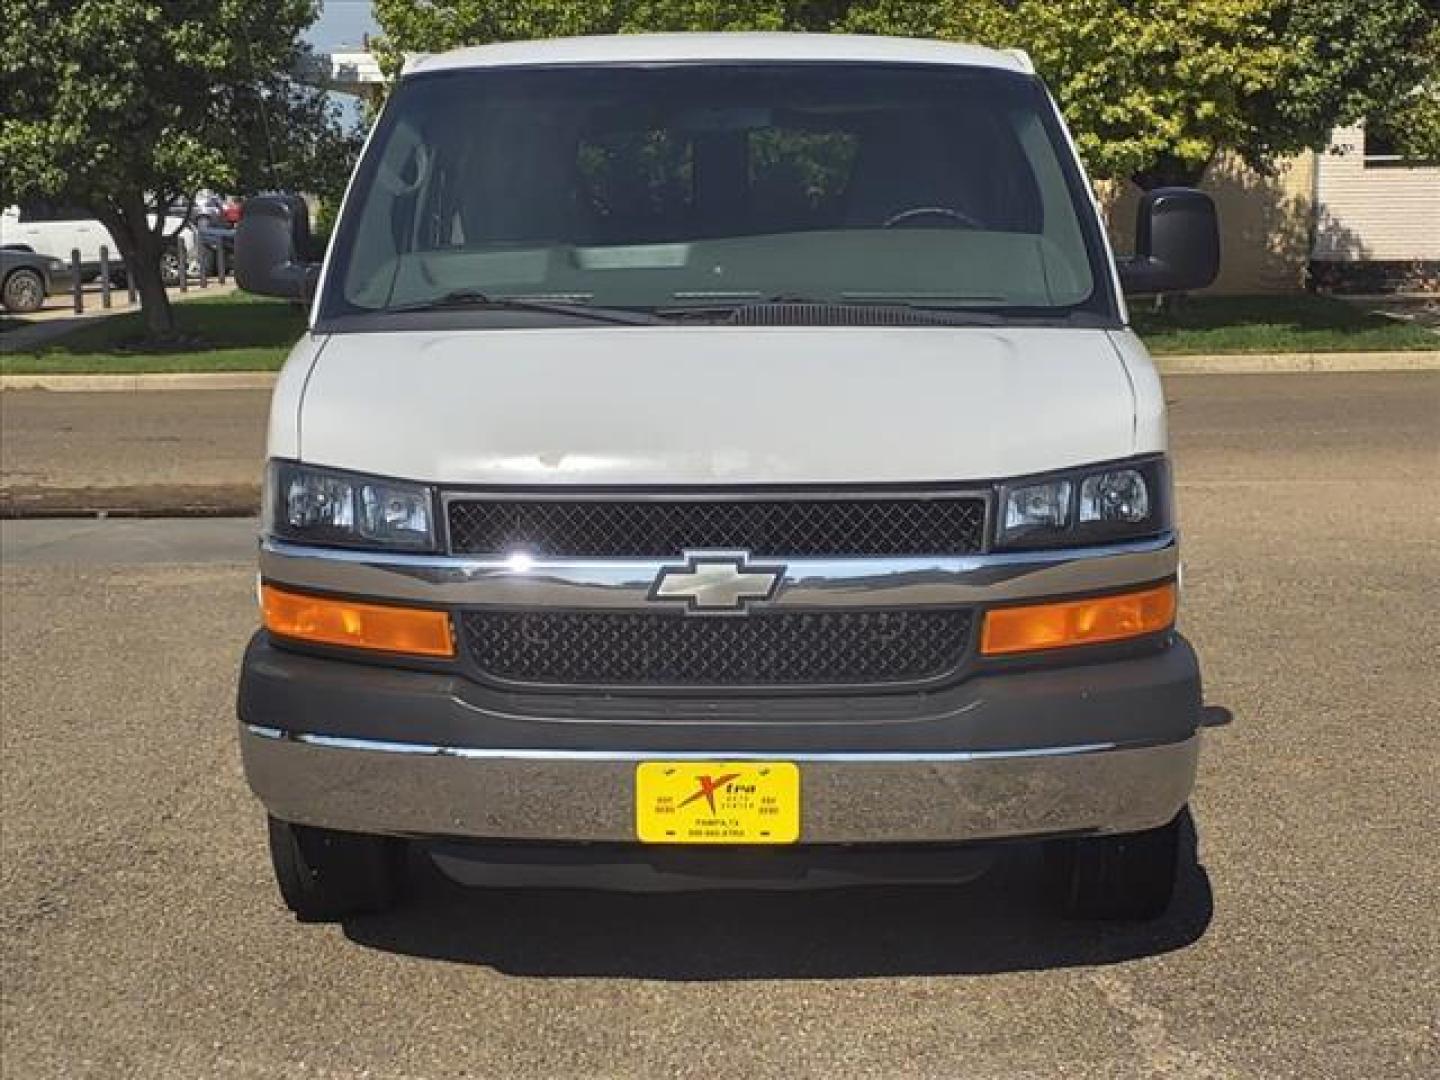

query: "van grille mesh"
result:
(460, 608), (974, 688)
(447, 496), (987, 557)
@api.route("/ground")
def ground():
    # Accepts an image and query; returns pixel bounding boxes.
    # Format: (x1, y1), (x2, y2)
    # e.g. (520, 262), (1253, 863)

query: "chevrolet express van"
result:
(235, 34), (1219, 923)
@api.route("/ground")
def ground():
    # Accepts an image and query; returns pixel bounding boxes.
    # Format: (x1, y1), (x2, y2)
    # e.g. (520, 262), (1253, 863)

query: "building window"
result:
(1363, 120), (1436, 168)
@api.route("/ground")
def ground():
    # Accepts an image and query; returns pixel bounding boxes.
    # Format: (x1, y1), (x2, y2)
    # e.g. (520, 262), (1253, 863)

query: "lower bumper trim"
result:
(240, 725), (1197, 845)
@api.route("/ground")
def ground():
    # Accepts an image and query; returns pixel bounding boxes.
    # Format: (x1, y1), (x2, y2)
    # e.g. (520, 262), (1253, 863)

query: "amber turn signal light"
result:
(980, 581), (1177, 656)
(261, 584), (455, 658)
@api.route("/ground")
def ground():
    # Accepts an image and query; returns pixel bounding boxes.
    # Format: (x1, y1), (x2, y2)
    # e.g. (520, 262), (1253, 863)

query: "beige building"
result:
(1310, 124), (1440, 289)
(1103, 124), (1439, 295)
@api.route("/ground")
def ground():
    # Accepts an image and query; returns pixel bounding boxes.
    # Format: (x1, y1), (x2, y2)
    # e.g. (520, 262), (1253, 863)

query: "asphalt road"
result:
(0, 388), (268, 515)
(2, 374), (1438, 1078)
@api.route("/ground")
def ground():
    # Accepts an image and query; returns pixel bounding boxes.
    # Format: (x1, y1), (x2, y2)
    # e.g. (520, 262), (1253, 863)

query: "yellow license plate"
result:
(635, 761), (800, 844)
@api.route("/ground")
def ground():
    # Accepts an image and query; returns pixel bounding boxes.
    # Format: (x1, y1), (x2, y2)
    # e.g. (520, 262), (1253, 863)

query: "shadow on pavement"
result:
(345, 819), (1213, 980)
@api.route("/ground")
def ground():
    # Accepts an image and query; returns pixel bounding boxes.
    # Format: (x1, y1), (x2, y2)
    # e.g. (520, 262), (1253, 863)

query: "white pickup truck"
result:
(235, 33), (1219, 924)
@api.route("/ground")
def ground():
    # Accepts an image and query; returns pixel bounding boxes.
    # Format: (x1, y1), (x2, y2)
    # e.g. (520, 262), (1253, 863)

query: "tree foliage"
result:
(1368, 15), (1440, 162)
(374, 0), (1439, 185)
(1254, 0), (1438, 166)
(0, 0), (358, 337)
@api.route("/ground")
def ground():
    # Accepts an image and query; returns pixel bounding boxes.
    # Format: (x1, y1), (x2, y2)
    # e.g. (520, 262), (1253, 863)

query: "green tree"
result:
(370, 0), (848, 73)
(848, 0), (1437, 186)
(1386, 21), (1440, 161)
(846, 0), (1292, 187)
(1, 0), (358, 338)
(374, 0), (1437, 187)
(1249, 1), (1438, 170)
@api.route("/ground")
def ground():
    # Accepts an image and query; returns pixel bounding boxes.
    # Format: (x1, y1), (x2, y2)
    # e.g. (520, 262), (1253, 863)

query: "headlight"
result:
(996, 457), (1170, 550)
(265, 461), (436, 551)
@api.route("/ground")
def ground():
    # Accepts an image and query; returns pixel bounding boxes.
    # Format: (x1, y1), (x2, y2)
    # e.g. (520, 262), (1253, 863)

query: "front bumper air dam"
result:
(239, 637), (1201, 845)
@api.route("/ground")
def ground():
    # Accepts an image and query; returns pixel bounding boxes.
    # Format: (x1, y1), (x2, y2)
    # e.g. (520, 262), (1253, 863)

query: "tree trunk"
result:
(97, 201), (178, 340)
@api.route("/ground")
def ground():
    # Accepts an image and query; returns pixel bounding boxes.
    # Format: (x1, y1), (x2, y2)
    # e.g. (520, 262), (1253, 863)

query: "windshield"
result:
(320, 63), (1116, 327)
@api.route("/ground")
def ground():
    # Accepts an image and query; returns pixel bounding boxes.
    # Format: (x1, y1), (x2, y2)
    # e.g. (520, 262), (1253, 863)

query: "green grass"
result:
(0, 292), (306, 375)
(2, 291), (1434, 374)
(1132, 294), (1438, 355)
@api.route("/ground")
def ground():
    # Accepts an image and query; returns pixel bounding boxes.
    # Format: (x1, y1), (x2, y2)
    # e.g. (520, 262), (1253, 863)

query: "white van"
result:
(235, 34), (1219, 923)
(1, 202), (203, 284)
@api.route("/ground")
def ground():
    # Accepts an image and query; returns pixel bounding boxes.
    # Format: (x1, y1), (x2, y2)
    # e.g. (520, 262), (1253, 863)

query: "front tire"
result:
(267, 816), (403, 922)
(2, 268), (46, 313)
(1046, 809), (1185, 921)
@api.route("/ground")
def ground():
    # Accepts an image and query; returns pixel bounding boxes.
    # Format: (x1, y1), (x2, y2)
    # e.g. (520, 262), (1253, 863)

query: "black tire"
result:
(160, 248), (209, 285)
(2, 269), (46, 315)
(2, 268), (46, 313)
(267, 816), (403, 922)
(1046, 809), (1184, 921)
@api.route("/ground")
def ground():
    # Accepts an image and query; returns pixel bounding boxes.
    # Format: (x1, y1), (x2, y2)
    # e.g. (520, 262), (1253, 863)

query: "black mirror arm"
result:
(1116, 188), (1220, 295)
(266, 260), (321, 300)
(1116, 255), (1173, 294)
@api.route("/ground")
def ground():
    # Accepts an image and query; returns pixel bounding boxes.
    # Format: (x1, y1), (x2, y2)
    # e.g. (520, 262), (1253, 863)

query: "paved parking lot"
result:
(2, 374), (1437, 1078)
(1, 388), (267, 514)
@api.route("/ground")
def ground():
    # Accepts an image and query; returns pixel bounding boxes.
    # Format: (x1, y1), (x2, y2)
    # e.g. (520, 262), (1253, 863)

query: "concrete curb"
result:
(3, 351), (1437, 391)
(0, 371), (279, 392)
(1154, 351), (1439, 375)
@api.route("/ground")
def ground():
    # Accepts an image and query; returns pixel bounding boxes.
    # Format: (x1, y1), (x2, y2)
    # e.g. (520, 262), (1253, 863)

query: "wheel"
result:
(2, 268), (46, 313)
(1045, 809), (1184, 921)
(266, 816), (403, 922)
(161, 247), (208, 285)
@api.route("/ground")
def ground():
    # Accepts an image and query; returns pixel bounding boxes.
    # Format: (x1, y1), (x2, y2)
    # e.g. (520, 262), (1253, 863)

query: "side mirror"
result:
(235, 195), (321, 301)
(1116, 188), (1219, 294)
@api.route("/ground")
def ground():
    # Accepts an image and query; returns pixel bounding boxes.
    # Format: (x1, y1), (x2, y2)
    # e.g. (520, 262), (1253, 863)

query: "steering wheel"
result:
(882, 206), (984, 230)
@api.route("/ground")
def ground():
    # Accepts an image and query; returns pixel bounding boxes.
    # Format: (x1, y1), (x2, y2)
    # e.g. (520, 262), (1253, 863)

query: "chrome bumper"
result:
(258, 532), (1179, 611)
(241, 725), (1198, 844)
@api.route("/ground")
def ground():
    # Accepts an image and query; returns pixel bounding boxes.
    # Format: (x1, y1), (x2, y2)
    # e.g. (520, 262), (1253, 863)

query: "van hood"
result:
(298, 327), (1136, 485)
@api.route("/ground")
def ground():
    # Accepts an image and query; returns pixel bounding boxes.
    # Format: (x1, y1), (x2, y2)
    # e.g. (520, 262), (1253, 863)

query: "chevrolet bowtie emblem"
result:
(649, 552), (785, 613)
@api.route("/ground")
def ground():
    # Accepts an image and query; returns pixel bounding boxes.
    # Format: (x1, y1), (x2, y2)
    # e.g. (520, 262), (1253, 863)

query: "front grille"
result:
(447, 495), (987, 557)
(460, 608), (973, 688)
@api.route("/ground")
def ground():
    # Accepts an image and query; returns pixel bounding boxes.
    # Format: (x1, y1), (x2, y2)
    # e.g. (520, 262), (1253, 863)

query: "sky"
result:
(304, 1), (379, 54)
(304, 2), (379, 123)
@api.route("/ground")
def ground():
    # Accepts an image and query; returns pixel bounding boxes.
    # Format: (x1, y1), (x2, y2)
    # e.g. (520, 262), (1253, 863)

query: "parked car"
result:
(187, 192), (245, 230)
(0, 248), (74, 312)
(235, 34), (1220, 924)
(2, 202), (206, 285)
(185, 192), (222, 228)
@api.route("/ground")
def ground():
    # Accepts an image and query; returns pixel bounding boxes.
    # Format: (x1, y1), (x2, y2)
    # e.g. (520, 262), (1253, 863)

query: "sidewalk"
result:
(0, 280), (239, 352)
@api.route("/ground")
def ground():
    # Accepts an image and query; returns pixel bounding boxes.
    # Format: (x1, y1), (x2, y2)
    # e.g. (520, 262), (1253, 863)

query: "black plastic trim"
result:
(238, 630), (1202, 754)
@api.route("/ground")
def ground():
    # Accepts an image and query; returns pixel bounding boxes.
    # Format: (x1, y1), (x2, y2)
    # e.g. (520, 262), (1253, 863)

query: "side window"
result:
(748, 128), (858, 232)
(18, 202), (92, 223)
(577, 128), (695, 242)
(841, 106), (1043, 234)
(1363, 119), (1437, 168)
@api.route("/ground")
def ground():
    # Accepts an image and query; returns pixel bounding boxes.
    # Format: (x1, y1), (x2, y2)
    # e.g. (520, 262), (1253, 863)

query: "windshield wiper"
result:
(655, 297), (1005, 327)
(387, 289), (662, 325)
